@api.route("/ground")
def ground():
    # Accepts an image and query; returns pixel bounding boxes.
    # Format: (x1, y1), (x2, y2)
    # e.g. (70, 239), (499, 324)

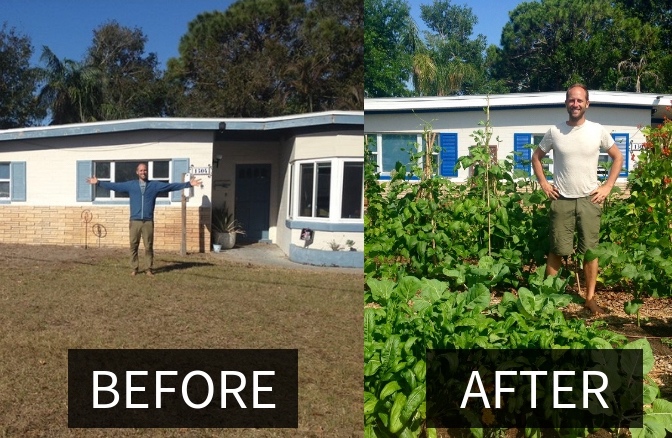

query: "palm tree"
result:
(405, 17), (477, 96)
(617, 56), (660, 93)
(37, 46), (103, 125)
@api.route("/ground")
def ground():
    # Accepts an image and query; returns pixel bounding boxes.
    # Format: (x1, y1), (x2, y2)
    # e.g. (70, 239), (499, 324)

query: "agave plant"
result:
(211, 203), (245, 235)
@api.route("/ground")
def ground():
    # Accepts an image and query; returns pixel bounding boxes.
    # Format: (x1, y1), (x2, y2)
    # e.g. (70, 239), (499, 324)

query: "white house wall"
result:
(0, 129), (213, 251)
(276, 137), (295, 255)
(1, 130), (214, 207)
(291, 132), (363, 160)
(286, 131), (364, 266)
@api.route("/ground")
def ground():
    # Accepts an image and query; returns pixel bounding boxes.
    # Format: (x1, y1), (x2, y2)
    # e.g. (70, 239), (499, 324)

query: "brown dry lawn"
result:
(0, 243), (363, 437)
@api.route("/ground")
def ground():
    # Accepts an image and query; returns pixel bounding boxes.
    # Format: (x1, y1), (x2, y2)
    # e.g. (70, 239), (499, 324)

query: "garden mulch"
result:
(563, 289), (672, 399)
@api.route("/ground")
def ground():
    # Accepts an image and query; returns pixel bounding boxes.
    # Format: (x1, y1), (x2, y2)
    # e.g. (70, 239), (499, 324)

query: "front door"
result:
(235, 164), (271, 242)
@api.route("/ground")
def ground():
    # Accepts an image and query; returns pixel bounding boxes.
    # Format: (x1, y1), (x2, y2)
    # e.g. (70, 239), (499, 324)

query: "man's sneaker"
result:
(131, 270), (137, 276)
(146, 270), (155, 277)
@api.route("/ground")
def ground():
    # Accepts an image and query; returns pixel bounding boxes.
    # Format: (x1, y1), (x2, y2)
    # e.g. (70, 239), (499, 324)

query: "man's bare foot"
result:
(584, 299), (605, 315)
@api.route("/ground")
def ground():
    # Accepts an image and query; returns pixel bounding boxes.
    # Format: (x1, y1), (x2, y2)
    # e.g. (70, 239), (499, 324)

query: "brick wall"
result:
(0, 206), (212, 252)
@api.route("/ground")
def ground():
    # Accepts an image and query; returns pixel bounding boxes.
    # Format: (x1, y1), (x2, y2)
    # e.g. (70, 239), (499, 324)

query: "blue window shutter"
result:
(171, 158), (190, 202)
(439, 133), (458, 177)
(10, 162), (26, 201)
(610, 133), (629, 177)
(514, 133), (532, 174)
(76, 161), (93, 202)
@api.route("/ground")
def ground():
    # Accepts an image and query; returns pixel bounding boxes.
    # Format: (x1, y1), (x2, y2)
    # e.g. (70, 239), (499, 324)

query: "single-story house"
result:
(364, 91), (672, 183)
(0, 111), (364, 268)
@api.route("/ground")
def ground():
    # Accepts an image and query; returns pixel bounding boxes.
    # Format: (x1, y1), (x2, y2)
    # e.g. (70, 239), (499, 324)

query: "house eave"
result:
(0, 111), (364, 142)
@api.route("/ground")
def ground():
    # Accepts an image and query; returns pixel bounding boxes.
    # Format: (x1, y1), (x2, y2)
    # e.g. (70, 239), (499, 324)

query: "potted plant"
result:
(211, 203), (245, 250)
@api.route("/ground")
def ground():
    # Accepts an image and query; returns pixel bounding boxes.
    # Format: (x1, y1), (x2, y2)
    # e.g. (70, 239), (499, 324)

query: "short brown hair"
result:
(566, 83), (589, 101)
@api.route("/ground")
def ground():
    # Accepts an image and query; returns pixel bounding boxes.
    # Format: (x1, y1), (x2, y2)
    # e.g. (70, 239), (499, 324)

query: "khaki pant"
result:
(129, 220), (154, 272)
(549, 196), (602, 256)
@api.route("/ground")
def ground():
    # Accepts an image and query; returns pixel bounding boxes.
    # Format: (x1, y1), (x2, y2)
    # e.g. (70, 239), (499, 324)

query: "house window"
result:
(514, 133), (552, 178)
(0, 162), (26, 202)
(94, 160), (170, 199)
(364, 133), (420, 177)
(341, 162), (363, 219)
(0, 163), (9, 199)
(368, 132), (450, 179)
(299, 162), (331, 218)
(605, 133), (629, 177)
(366, 132), (464, 179)
(366, 134), (378, 166)
(533, 134), (554, 177)
(382, 134), (417, 174)
(295, 159), (363, 220)
(421, 133), (439, 176)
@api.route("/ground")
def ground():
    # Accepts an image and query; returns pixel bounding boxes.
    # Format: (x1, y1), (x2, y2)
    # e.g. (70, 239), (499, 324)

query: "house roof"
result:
(365, 91), (672, 120)
(0, 111), (363, 142)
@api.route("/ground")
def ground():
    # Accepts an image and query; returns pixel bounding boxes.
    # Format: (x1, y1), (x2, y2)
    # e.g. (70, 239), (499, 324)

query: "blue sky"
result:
(3, 0), (528, 71)
(408, 0), (529, 47)
(2, 0), (236, 69)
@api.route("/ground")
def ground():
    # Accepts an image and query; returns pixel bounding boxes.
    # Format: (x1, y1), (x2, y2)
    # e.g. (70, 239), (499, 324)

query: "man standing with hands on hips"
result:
(531, 84), (624, 315)
(87, 163), (202, 277)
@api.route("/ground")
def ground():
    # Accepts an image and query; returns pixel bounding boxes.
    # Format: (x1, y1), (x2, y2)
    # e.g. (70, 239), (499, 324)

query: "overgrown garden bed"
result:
(364, 114), (672, 437)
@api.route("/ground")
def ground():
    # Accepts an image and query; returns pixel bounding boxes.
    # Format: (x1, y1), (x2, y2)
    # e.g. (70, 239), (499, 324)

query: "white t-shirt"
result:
(538, 120), (614, 198)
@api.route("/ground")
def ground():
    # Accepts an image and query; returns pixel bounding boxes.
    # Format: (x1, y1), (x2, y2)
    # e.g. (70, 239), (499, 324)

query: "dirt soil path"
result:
(562, 289), (672, 399)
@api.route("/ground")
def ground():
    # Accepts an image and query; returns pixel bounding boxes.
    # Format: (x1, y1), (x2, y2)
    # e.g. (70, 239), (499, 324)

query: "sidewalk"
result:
(209, 242), (362, 273)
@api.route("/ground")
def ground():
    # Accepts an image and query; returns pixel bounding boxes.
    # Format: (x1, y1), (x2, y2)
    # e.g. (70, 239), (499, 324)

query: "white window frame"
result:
(93, 160), (171, 199)
(0, 162), (10, 199)
(365, 133), (425, 179)
(290, 158), (364, 222)
(532, 134), (554, 177)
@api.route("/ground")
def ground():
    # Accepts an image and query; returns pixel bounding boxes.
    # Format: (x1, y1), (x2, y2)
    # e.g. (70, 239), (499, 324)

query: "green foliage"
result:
(38, 22), (163, 125)
(85, 21), (164, 120)
(587, 118), (672, 322)
(169, 0), (362, 117)
(495, 0), (623, 92)
(364, 116), (550, 286)
(627, 119), (672, 247)
(364, 0), (413, 97)
(364, 118), (672, 436)
(38, 46), (104, 125)
(364, 276), (658, 437)
(0, 23), (44, 128)
(211, 202), (245, 236)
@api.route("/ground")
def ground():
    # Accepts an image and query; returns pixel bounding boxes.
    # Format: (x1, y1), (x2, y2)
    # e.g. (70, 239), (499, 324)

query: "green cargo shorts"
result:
(549, 196), (602, 256)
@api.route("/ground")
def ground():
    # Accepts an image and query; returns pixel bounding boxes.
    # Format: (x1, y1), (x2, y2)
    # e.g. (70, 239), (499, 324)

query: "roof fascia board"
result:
(0, 111), (363, 142)
(365, 92), (672, 113)
(366, 102), (653, 116)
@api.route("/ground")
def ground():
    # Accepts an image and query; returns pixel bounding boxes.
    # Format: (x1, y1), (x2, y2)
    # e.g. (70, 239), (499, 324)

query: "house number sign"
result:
(189, 164), (212, 176)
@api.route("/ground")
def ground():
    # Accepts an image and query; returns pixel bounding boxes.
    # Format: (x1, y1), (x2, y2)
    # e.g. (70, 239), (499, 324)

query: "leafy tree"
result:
(85, 21), (165, 119)
(0, 23), (43, 128)
(615, 0), (672, 48)
(412, 0), (500, 96)
(490, 0), (671, 93)
(37, 46), (103, 125)
(167, 0), (361, 117)
(289, 0), (363, 111)
(364, 0), (413, 97)
(500, 0), (618, 92)
(172, 0), (305, 117)
(611, 0), (671, 93)
(38, 22), (163, 124)
(493, 0), (623, 92)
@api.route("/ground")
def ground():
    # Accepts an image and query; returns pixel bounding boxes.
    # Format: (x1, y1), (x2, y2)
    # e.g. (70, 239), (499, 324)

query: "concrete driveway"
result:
(210, 242), (362, 273)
